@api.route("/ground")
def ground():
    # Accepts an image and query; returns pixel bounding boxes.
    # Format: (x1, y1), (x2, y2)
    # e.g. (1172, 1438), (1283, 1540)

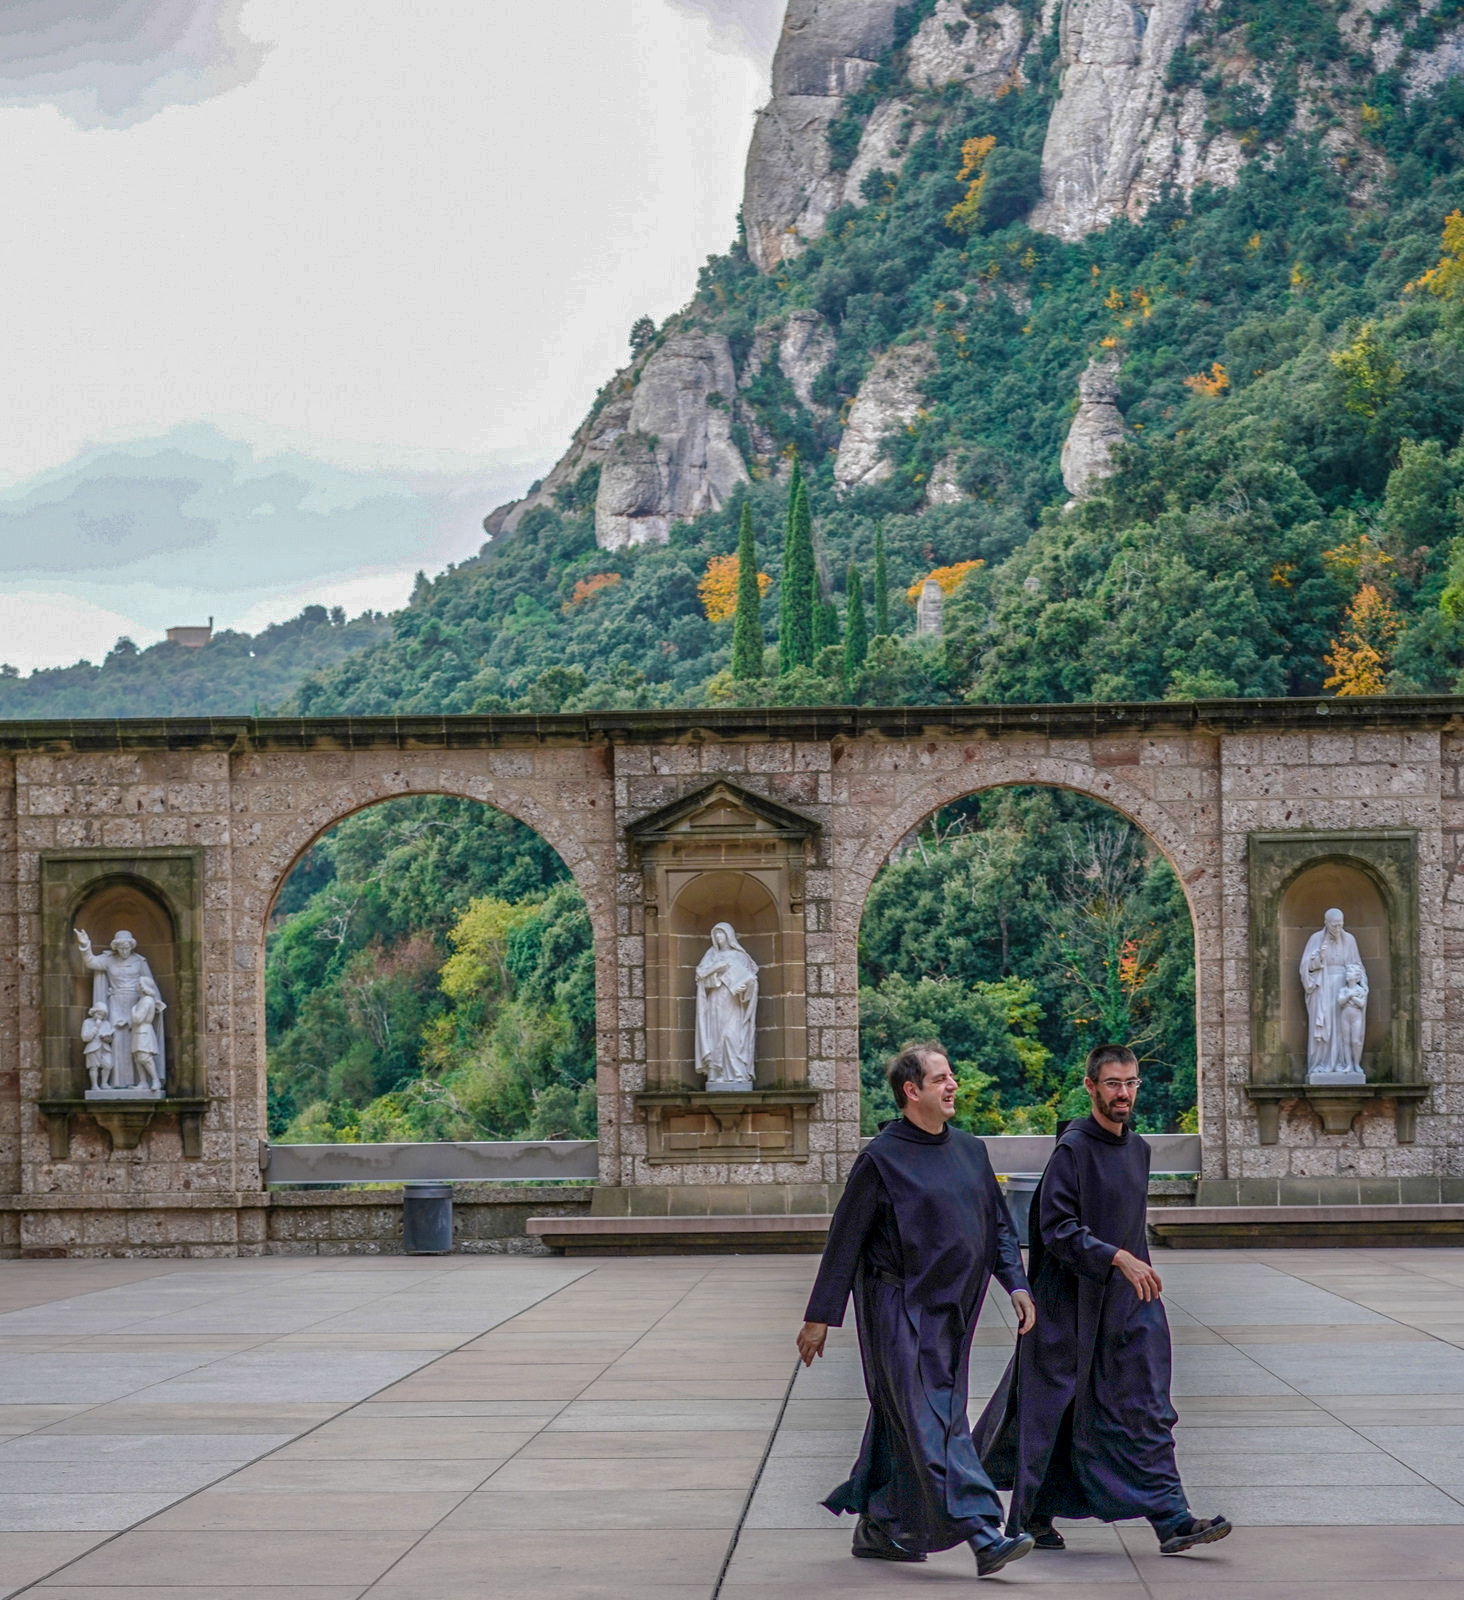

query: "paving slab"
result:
(6, 1248), (1464, 1598)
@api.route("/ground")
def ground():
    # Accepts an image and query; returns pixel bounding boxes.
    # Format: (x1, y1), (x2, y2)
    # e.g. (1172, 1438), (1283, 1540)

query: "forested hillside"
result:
(0, 607), (388, 720)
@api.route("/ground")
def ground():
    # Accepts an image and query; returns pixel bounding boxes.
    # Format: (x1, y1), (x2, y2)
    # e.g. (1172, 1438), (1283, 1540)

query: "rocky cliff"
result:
(483, 0), (1464, 557)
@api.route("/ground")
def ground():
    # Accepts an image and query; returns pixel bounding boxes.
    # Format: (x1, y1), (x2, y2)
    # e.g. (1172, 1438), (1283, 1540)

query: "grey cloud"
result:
(0, 1), (267, 130)
(0, 427), (526, 593)
(663, 0), (784, 72)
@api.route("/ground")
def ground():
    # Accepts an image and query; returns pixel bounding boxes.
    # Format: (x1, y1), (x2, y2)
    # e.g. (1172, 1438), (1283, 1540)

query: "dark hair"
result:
(1085, 1043), (1137, 1081)
(887, 1041), (947, 1108)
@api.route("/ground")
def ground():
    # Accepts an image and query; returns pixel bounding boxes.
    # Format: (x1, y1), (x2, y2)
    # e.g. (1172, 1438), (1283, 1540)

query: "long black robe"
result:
(805, 1118), (1029, 1554)
(974, 1116), (1190, 1537)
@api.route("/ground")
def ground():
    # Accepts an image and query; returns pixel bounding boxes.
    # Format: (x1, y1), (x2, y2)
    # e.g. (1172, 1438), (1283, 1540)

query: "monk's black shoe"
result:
(852, 1516), (926, 1561)
(1159, 1515), (1232, 1555)
(973, 1531), (1035, 1576)
(1026, 1518), (1065, 1550)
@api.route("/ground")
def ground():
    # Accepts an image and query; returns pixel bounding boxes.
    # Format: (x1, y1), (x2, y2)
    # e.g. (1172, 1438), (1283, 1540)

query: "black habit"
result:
(805, 1118), (1029, 1554)
(974, 1116), (1190, 1537)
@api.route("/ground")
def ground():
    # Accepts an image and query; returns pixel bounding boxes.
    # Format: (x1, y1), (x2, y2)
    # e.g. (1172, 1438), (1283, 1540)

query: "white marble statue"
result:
(76, 928), (166, 1099)
(694, 922), (758, 1092)
(1337, 962), (1369, 1076)
(130, 978), (166, 1093)
(81, 1005), (115, 1092)
(1299, 908), (1366, 1084)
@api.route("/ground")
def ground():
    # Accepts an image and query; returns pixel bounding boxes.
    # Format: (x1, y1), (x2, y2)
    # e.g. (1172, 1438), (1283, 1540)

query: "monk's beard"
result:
(1096, 1093), (1133, 1126)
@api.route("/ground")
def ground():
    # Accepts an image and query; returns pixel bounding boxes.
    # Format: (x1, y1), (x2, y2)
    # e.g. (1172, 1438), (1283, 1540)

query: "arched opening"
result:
(265, 794), (596, 1144)
(857, 785), (1198, 1137)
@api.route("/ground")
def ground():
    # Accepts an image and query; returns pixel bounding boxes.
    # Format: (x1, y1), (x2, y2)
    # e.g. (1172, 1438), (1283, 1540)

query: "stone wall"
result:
(1, 1186), (591, 1259)
(2, 704), (1462, 1256)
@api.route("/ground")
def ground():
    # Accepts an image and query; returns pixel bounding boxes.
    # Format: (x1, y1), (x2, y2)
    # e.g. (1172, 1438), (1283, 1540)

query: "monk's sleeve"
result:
(1038, 1145), (1118, 1282)
(804, 1151), (881, 1326)
(988, 1167), (1030, 1295)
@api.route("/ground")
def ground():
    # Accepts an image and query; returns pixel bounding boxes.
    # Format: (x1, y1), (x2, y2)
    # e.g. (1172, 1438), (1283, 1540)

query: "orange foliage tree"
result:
(1324, 585), (1401, 695)
(699, 553), (769, 623)
(906, 560), (984, 604)
(1184, 362), (1229, 397)
(562, 572), (621, 612)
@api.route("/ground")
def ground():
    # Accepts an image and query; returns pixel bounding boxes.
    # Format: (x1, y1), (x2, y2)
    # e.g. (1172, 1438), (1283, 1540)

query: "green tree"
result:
(779, 476), (816, 674)
(873, 526), (890, 637)
(844, 563), (869, 680)
(813, 592), (841, 653)
(731, 503), (764, 680)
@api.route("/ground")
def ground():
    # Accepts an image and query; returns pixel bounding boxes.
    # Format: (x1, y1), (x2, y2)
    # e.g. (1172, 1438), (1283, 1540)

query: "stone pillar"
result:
(915, 579), (943, 636)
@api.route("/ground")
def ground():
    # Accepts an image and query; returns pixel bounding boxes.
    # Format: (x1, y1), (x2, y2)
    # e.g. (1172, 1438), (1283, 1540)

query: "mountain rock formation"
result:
(1060, 352), (1126, 498)
(1031, 0), (1232, 240)
(835, 343), (935, 489)
(596, 331), (747, 550)
(741, 0), (901, 273)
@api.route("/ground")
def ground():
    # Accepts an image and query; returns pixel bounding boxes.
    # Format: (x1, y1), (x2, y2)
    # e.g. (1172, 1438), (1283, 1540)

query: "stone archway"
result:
(839, 757), (1216, 1160)
(232, 745), (620, 1188)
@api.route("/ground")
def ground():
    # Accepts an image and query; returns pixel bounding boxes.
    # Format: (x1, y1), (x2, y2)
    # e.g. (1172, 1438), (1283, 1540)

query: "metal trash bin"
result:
(401, 1181), (453, 1254)
(1000, 1174), (1043, 1249)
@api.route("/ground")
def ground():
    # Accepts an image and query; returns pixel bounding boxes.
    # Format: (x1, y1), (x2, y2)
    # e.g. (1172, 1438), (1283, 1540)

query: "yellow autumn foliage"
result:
(1405, 210), (1464, 299)
(1184, 362), (1229, 397)
(699, 553), (770, 623)
(944, 136), (997, 235)
(1324, 584), (1401, 696)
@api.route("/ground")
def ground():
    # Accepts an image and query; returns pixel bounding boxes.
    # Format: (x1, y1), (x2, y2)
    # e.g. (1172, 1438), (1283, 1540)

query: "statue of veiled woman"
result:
(694, 923), (759, 1092)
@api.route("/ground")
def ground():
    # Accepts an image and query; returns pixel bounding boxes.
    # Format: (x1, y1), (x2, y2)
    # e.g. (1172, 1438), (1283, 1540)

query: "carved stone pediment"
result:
(626, 780), (819, 850)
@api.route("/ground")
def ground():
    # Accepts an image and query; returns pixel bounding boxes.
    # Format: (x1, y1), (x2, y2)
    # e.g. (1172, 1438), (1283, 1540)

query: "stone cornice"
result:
(2, 695), (1464, 753)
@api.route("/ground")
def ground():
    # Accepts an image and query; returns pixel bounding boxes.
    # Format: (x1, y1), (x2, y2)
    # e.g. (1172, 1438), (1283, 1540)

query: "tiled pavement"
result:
(2, 1250), (1464, 1597)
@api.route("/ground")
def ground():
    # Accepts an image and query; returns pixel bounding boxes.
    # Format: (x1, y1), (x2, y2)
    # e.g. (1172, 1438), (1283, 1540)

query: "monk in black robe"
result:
(976, 1043), (1230, 1557)
(797, 1042), (1037, 1577)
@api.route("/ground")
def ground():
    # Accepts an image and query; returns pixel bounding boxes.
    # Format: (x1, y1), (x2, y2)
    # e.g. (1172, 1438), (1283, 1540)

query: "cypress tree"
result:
(731, 503), (763, 681)
(813, 594), (841, 653)
(778, 455), (804, 670)
(844, 562), (869, 680)
(873, 526), (890, 636)
(779, 479), (815, 673)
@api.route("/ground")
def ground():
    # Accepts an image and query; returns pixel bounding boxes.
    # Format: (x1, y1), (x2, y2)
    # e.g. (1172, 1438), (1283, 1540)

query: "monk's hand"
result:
(796, 1321), (828, 1366)
(1010, 1290), (1036, 1335)
(1112, 1248), (1163, 1302)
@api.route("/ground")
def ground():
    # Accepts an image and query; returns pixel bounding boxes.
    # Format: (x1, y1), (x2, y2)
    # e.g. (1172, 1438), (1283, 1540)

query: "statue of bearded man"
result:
(1299, 908), (1365, 1083)
(76, 928), (164, 1093)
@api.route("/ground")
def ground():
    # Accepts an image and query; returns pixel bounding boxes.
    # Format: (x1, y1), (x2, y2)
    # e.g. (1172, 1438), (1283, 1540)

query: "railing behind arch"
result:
(262, 1138), (598, 1185)
(260, 1132), (1201, 1186)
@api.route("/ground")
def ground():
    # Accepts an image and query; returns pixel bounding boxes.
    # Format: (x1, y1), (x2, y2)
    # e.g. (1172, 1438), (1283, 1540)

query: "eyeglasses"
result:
(1095, 1078), (1141, 1092)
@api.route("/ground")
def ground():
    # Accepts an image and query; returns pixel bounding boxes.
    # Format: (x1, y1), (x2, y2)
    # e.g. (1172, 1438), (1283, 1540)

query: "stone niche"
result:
(1247, 831), (1425, 1143)
(628, 781), (816, 1164)
(40, 850), (206, 1158)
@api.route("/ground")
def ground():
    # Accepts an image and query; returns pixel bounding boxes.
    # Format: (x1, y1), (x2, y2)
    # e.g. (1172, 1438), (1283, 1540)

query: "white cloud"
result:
(0, 1), (268, 130)
(662, 0), (784, 70)
(0, 588), (149, 672)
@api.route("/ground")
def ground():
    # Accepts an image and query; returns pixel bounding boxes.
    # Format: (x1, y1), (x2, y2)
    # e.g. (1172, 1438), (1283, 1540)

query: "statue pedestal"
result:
(40, 1096), (208, 1158)
(635, 1089), (817, 1164)
(1245, 1082), (1429, 1144)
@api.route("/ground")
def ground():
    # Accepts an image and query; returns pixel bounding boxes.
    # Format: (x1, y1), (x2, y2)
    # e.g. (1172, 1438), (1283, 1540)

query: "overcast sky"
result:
(0, 0), (784, 671)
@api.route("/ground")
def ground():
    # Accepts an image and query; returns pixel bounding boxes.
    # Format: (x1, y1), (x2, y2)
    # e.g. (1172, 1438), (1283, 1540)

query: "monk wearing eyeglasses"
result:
(976, 1043), (1231, 1557)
